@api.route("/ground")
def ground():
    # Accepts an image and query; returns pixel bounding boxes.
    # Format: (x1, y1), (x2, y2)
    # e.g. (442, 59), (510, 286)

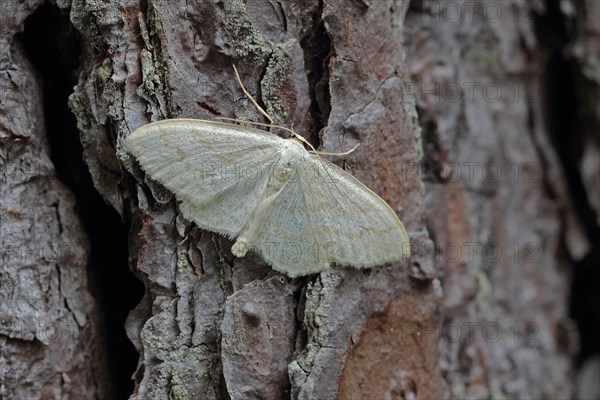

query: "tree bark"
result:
(405, 0), (598, 398)
(107, 0), (443, 398)
(1, 0), (598, 399)
(1, 1), (109, 398)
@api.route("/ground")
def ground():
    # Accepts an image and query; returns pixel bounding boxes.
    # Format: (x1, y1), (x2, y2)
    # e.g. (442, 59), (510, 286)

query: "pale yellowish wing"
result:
(297, 152), (410, 267)
(127, 119), (409, 276)
(237, 145), (409, 276)
(126, 119), (282, 237)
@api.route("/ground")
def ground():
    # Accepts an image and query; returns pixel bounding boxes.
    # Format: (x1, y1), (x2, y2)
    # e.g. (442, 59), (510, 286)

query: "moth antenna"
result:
(216, 117), (301, 138)
(232, 64), (274, 126)
(214, 116), (260, 128)
(232, 65), (355, 210)
(310, 143), (360, 157)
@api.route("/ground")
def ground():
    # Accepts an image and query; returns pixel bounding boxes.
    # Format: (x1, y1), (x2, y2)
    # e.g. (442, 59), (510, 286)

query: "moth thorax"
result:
(272, 141), (302, 183)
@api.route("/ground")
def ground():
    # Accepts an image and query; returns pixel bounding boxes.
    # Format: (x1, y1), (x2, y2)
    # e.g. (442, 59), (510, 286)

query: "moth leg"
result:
(231, 224), (257, 258)
(232, 64), (275, 128)
(231, 198), (272, 258)
(231, 239), (249, 257)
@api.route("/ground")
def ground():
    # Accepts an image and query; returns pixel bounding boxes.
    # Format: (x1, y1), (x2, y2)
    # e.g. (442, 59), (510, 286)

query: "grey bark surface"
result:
(1, 0), (597, 399)
(0, 1), (109, 399)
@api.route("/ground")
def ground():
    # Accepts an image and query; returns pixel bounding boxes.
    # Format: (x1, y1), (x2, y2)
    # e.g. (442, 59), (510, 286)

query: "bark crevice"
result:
(298, 0), (331, 146)
(16, 3), (144, 398)
(534, 0), (600, 369)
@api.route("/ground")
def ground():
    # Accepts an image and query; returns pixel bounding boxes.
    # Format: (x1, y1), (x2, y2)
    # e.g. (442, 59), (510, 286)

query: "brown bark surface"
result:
(404, 1), (598, 398)
(107, 0), (443, 398)
(1, 0), (598, 399)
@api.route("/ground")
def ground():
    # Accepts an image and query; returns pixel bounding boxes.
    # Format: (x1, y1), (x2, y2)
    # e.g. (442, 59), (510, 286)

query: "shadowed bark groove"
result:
(17, 4), (144, 397)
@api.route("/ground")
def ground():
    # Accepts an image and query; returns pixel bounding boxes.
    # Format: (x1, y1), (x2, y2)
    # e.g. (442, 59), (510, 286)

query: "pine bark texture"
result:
(404, 1), (598, 398)
(69, 0), (444, 398)
(1, 0), (598, 399)
(0, 1), (109, 399)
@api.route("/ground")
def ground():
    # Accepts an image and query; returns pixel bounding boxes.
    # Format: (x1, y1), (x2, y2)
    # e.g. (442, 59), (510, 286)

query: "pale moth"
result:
(126, 70), (410, 277)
